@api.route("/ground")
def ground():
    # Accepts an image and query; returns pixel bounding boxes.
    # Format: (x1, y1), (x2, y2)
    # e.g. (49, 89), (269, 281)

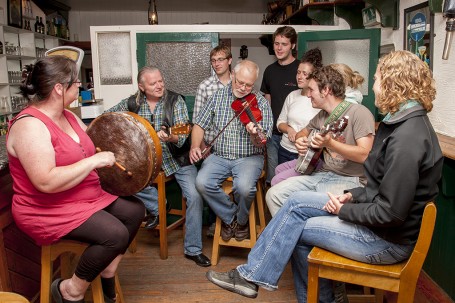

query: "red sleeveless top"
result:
(7, 107), (117, 245)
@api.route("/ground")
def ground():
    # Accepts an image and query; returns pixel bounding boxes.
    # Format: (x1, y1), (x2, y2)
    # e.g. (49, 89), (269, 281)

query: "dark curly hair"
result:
(20, 56), (78, 104)
(308, 66), (345, 100)
(301, 48), (323, 69)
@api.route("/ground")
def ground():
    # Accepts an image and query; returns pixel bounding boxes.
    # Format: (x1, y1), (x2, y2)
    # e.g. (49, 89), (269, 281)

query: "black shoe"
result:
(185, 253), (211, 267)
(206, 269), (258, 298)
(144, 215), (159, 229)
(221, 220), (237, 241)
(235, 222), (249, 241)
(51, 278), (85, 303)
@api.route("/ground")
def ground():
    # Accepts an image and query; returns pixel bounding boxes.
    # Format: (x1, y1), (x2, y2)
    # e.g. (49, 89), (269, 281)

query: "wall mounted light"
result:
(148, 0), (158, 25)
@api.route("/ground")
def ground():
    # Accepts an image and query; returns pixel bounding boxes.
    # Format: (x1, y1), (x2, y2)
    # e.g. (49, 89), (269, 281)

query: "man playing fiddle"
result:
(190, 60), (273, 241)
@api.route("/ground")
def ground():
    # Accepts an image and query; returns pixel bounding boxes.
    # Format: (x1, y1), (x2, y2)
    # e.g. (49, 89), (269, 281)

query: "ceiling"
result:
(59, 0), (269, 13)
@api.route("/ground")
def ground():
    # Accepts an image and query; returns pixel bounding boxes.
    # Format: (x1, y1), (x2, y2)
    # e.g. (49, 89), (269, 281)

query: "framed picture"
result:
(404, 2), (434, 70)
(7, 0), (22, 28)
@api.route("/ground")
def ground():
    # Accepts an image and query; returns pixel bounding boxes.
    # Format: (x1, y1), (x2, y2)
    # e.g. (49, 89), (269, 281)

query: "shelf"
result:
(281, 0), (365, 28)
(5, 54), (36, 60)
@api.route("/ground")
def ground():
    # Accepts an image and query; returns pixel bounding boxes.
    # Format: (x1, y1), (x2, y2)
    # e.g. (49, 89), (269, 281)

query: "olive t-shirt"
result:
(306, 103), (375, 184)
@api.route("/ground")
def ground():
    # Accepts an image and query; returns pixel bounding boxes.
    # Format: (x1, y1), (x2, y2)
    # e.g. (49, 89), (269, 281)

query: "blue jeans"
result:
(237, 191), (414, 303)
(135, 186), (158, 216)
(266, 171), (362, 217)
(174, 165), (205, 256)
(195, 154), (263, 226)
(278, 144), (298, 165)
(135, 165), (204, 256)
(266, 134), (281, 183)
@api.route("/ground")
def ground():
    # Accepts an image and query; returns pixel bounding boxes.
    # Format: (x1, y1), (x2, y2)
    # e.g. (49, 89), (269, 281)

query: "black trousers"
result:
(63, 196), (144, 282)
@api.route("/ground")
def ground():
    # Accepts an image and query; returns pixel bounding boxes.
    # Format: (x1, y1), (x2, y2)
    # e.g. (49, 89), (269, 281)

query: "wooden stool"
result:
(307, 202), (437, 303)
(128, 171), (186, 260)
(211, 171), (266, 265)
(0, 292), (30, 303)
(40, 240), (124, 303)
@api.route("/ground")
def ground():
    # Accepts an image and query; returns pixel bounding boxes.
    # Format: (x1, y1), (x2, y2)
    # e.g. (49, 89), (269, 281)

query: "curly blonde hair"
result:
(376, 50), (435, 115)
(330, 63), (364, 89)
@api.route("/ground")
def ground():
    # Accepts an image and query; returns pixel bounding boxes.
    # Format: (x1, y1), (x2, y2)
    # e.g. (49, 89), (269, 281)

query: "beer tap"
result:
(442, 0), (455, 59)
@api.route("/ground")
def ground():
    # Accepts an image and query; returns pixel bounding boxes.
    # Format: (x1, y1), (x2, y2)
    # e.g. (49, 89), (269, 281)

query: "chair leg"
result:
(307, 262), (320, 303)
(156, 174), (168, 260)
(40, 246), (52, 303)
(255, 180), (266, 233)
(90, 276), (104, 303)
(248, 201), (257, 247)
(211, 217), (222, 266)
(128, 237), (137, 254)
(115, 274), (125, 303)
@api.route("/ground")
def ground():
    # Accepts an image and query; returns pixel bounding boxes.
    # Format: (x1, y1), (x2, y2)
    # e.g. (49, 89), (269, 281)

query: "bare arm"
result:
(7, 118), (115, 193)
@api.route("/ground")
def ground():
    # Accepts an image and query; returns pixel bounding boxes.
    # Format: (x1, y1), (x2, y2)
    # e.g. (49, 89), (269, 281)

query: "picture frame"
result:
(7, 0), (23, 28)
(404, 2), (434, 70)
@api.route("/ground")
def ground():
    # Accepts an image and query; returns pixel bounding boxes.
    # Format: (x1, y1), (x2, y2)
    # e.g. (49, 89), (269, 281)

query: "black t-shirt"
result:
(261, 59), (300, 134)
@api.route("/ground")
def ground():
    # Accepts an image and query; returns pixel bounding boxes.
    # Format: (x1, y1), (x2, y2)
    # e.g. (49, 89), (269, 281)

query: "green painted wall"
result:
(424, 157), (455, 300)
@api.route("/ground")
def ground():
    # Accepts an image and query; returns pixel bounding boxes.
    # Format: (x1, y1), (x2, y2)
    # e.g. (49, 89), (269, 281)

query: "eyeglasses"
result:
(67, 80), (82, 86)
(234, 78), (254, 90)
(210, 57), (228, 64)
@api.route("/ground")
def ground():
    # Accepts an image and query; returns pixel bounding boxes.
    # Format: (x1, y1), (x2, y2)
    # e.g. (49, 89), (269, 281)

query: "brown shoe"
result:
(235, 222), (249, 241)
(221, 221), (237, 241)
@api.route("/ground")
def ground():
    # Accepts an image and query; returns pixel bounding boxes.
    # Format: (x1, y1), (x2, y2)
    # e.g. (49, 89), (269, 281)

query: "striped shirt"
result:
(195, 83), (273, 160)
(193, 74), (231, 144)
(105, 92), (189, 176)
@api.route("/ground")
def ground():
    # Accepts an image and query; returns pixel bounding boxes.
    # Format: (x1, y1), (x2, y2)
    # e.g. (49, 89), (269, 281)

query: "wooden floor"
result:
(118, 226), (298, 303)
(117, 226), (454, 303)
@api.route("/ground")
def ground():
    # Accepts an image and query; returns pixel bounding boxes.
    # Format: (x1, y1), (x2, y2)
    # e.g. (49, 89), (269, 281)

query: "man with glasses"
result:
(193, 45), (233, 238)
(261, 26), (300, 185)
(190, 60), (273, 242)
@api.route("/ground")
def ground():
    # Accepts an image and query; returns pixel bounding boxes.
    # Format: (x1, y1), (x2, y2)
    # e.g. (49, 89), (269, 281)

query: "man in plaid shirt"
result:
(190, 60), (273, 242)
(193, 45), (233, 148)
(106, 66), (211, 267)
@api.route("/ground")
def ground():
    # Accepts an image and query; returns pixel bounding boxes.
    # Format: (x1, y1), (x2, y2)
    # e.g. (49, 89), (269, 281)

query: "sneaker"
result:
(206, 269), (258, 298)
(221, 220), (237, 241)
(206, 222), (216, 238)
(235, 222), (249, 241)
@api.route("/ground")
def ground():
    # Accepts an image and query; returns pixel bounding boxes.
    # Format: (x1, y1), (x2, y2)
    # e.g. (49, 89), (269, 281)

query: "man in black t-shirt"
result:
(261, 26), (300, 184)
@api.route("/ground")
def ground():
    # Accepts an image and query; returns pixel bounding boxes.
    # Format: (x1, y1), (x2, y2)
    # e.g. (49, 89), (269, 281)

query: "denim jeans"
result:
(174, 164), (204, 256)
(266, 134), (282, 183)
(135, 186), (158, 216)
(195, 154), (263, 226)
(278, 144), (298, 165)
(266, 170), (362, 217)
(237, 191), (414, 303)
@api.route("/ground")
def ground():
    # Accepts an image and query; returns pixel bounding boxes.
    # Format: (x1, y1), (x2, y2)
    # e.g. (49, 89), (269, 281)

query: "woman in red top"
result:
(6, 56), (145, 303)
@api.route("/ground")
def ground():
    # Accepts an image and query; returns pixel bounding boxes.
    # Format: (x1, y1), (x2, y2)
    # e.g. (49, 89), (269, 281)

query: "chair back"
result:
(45, 46), (84, 72)
(401, 201), (437, 278)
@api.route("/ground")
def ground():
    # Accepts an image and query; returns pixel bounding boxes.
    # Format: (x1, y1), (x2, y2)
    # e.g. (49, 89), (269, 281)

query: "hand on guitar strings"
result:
(295, 136), (309, 156)
(309, 132), (332, 149)
(323, 192), (353, 215)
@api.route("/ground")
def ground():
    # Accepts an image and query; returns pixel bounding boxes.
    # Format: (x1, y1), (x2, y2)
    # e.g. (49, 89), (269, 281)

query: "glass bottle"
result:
(34, 16), (39, 32)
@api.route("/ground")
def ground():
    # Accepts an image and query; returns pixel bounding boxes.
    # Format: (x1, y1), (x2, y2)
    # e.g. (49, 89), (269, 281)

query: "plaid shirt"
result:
(105, 92), (189, 176)
(193, 74), (231, 144)
(195, 83), (273, 160)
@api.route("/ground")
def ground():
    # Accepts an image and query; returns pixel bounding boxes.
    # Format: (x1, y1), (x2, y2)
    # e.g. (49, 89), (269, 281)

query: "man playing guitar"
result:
(266, 66), (375, 217)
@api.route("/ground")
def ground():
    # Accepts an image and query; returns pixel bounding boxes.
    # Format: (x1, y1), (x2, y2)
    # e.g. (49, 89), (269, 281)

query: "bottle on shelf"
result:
(261, 14), (268, 24)
(0, 41), (3, 55)
(39, 17), (44, 34)
(34, 16), (39, 32)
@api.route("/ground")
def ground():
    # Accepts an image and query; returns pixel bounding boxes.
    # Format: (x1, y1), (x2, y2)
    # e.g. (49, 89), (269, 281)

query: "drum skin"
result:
(86, 111), (162, 196)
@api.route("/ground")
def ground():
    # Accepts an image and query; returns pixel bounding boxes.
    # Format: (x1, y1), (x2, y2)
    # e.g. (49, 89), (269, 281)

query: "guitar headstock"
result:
(169, 123), (192, 135)
(325, 116), (349, 136)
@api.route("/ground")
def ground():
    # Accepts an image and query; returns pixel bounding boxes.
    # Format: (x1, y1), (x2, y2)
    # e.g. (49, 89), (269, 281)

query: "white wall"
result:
(379, 0), (455, 137)
(69, 10), (264, 41)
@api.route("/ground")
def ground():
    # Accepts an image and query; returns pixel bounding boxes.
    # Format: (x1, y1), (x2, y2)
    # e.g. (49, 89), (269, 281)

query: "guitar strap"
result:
(323, 100), (351, 127)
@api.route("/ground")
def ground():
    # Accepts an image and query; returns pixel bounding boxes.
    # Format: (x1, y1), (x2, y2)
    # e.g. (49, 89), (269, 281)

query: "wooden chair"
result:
(40, 240), (124, 303)
(0, 292), (30, 303)
(128, 171), (186, 260)
(211, 171), (267, 265)
(307, 202), (437, 303)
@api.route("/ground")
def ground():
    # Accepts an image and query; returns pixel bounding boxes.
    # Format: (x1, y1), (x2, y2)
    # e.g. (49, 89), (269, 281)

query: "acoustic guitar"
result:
(162, 123), (192, 135)
(294, 116), (349, 175)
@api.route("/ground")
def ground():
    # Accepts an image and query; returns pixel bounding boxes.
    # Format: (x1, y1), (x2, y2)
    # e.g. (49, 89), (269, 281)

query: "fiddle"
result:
(231, 93), (267, 144)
